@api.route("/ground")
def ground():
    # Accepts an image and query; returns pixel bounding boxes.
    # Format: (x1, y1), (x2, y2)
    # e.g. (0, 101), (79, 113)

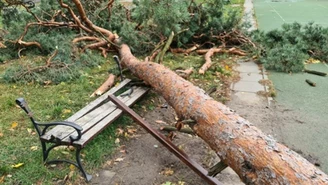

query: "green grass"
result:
(0, 56), (136, 184)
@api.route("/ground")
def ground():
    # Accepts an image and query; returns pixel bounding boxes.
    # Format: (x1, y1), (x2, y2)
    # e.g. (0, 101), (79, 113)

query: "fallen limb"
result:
(17, 40), (42, 49)
(170, 44), (199, 55)
(196, 47), (246, 56)
(304, 69), (327, 76)
(82, 40), (107, 52)
(73, 36), (103, 43)
(160, 126), (194, 134)
(148, 49), (160, 62)
(305, 79), (316, 87)
(99, 47), (108, 58)
(176, 67), (193, 79)
(0, 42), (6, 48)
(90, 74), (116, 97)
(227, 47), (247, 56)
(199, 48), (216, 74)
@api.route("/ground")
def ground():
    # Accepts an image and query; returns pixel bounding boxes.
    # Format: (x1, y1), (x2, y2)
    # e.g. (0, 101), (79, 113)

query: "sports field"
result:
(253, 0), (328, 31)
(253, 0), (328, 173)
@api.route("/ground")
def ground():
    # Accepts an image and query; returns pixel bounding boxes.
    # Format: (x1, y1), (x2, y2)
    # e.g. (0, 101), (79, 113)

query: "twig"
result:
(160, 126), (194, 134)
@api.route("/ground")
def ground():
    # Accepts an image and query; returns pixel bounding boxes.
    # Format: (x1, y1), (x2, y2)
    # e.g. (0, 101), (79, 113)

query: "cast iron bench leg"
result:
(76, 146), (92, 182)
(41, 141), (61, 162)
(40, 141), (92, 182)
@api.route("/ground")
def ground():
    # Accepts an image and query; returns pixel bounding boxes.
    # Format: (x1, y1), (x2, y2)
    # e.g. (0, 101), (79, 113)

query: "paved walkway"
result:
(231, 0), (270, 106)
(231, 60), (270, 105)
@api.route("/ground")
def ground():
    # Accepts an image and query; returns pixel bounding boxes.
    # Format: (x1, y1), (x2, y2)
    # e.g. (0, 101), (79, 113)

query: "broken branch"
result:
(196, 47), (246, 56)
(170, 44), (199, 55)
(304, 69), (327, 76)
(160, 126), (194, 134)
(199, 48), (216, 74)
(90, 74), (116, 97)
(176, 67), (194, 79)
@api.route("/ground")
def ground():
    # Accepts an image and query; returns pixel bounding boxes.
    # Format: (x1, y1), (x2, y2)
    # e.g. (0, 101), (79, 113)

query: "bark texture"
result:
(118, 44), (328, 185)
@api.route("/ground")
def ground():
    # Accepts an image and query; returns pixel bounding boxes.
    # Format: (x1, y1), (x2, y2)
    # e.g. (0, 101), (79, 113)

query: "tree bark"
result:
(118, 44), (328, 184)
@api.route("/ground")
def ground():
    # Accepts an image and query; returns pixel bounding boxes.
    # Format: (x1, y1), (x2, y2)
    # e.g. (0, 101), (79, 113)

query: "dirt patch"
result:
(90, 94), (243, 185)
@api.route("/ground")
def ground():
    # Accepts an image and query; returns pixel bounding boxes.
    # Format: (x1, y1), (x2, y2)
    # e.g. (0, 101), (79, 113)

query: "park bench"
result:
(16, 79), (149, 182)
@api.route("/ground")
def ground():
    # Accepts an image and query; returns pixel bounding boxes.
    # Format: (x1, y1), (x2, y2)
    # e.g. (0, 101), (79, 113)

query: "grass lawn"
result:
(0, 56), (137, 184)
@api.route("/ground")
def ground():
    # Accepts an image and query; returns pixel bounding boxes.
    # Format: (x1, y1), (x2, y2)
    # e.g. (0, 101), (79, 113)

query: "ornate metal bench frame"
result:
(16, 79), (148, 182)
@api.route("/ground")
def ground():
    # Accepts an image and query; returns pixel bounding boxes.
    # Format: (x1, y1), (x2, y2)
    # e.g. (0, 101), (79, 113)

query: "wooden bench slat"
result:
(40, 86), (148, 145)
(42, 79), (131, 139)
(48, 88), (143, 142)
(40, 89), (132, 142)
(40, 96), (123, 142)
(72, 87), (148, 146)
(67, 79), (131, 122)
(73, 95), (130, 127)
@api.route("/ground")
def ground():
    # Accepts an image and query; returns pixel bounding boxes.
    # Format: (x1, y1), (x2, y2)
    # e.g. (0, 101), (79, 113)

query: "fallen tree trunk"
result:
(118, 44), (328, 184)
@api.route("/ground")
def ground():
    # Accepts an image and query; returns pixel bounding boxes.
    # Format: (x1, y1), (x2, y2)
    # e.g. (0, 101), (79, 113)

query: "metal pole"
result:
(108, 94), (223, 185)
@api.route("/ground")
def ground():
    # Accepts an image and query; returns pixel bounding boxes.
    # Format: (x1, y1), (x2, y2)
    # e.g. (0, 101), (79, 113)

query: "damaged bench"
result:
(16, 79), (148, 182)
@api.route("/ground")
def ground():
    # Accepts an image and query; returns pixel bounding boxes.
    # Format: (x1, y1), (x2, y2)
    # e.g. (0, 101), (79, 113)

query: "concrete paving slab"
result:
(233, 81), (265, 93)
(243, 0), (257, 31)
(236, 62), (261, 73)
(231, 91), (265, 105)
(239, 72), (263, 82)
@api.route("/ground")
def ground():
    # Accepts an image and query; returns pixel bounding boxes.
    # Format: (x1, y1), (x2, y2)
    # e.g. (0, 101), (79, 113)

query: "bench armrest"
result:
(39, 121), (83, 142)
(16, 98), (82, 142)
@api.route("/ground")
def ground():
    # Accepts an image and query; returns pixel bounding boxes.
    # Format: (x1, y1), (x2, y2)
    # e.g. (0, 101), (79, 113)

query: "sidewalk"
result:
(230, 60), (271, 106)
(230, 0), (271, 106)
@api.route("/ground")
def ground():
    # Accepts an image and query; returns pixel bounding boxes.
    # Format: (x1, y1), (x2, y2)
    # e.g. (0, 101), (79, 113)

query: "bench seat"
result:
(41, 82), (148, 147)
(16, 79), (149, 181)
